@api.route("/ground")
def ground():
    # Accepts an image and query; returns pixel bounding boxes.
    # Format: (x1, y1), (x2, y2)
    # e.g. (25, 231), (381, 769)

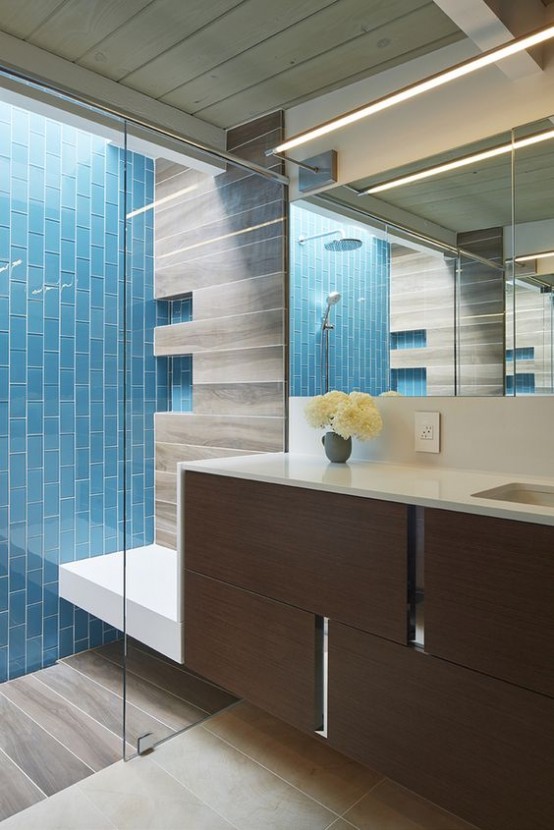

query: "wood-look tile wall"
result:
(390, 228), (505, 396)
(153, 113), (287, 548)
(390, 246), (456, 396)
(457, 227), (505, 396)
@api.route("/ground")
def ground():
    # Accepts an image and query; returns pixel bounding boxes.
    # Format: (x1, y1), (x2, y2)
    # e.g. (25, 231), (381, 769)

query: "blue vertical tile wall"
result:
(391, 367), (427, 396)
(0, 101), (161, 680)
(168, 295), (192, 411)
(289, 204), (390, 397)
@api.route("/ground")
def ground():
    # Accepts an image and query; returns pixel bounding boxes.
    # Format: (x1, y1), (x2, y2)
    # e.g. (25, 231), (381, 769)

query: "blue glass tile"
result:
(27, 566), (42, 605)
(43, 581), (58, 617)
(27, 602), (43, 638)
(506, 347), (534, 361)
(8, 625), (25, 663)
(26, 636), (43, 673)
(0, 610), (7, 646)
(59, 626), (74, 658)
(0, 542), (6, 577)
(0, 647), (7, 682)
(390, 329), (427, 350)
(43, 615), (58, 650)
(2, 105), (157, 677)
(506, 373), (536, 394)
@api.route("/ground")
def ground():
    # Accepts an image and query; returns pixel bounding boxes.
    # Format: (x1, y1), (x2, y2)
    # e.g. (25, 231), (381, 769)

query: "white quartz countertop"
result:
(179, 453), (554, 526)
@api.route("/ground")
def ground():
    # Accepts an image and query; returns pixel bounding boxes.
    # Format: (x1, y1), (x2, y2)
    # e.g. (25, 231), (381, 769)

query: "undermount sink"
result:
(471, 482), (554, 508)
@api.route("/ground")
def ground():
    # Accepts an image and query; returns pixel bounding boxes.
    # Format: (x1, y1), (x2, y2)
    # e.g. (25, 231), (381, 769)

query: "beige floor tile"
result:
(78, 755), (237, 830)
(152, 723), (338, 830)
(344, 779), (479, 830)
(326, 821), (359, 830)
(0, 785), (116, 830)
(205, 701), (383, 814)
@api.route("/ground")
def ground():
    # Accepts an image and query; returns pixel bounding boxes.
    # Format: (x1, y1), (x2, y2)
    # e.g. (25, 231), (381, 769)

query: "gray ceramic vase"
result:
(322, 431), (352, 463)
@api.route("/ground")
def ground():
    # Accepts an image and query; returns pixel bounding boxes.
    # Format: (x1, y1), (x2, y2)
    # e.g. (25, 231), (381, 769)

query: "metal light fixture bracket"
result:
(266, 149), (337, 192)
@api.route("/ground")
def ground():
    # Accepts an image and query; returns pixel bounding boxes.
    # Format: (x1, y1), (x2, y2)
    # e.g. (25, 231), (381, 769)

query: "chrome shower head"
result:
(322, 291), (341, 330)
(324, 236), (362, 252)
(298, 230), (362, 251)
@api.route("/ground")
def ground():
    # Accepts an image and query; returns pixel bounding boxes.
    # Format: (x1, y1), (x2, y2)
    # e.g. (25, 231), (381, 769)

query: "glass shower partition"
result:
(0, 66), (286, 822)
(120, 124), (230, 757)
(0, 71), (131, 819)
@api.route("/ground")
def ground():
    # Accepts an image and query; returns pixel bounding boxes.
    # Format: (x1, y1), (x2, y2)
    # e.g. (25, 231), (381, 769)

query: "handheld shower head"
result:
(322, 291), (341, 330)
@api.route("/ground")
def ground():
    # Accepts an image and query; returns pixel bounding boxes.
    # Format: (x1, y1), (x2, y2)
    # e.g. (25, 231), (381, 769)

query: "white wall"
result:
(289, 396), (554, 478)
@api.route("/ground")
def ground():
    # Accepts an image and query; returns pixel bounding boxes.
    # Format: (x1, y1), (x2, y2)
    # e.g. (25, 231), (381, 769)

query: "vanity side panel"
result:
(184, 471), (409, 643)
(425, 508), (554, 697)
(328, 623), (554, 830)
(184, 571), (319, 732)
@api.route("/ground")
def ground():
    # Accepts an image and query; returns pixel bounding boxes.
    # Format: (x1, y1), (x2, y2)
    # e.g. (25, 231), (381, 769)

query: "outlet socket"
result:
(414, 411), (440, 453)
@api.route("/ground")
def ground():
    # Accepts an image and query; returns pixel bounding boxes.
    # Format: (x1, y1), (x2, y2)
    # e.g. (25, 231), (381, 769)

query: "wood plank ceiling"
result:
(0, 0), (464, 129)
(341, 124), (554, 234)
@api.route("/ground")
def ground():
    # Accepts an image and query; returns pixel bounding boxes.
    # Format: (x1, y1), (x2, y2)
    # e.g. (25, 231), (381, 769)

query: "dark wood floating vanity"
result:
(181, 456), (554, 830)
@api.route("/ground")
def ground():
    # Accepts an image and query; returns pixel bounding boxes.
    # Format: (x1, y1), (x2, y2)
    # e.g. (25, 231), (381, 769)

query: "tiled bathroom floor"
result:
(0, 641), (236, 823)
(1, 698), (480, 830)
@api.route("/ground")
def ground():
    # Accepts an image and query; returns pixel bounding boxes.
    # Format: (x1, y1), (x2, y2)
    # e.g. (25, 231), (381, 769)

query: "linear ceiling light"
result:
(362, 128), (554, 194)
(270, 24), (554, 155)
(515, 250), (554, 262)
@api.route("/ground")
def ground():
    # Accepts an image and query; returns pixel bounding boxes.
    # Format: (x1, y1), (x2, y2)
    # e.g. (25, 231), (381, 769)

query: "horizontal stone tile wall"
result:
(457, 227), (505, 396)
(390, 245), (456, 396)
(153, 112), (287, 549)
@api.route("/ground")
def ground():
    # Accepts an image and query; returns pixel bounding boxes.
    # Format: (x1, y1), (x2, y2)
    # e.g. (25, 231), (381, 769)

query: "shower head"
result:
(324, 236), (362, 252)
(322, 291), (341, 330)
(298, 230), (362, 251)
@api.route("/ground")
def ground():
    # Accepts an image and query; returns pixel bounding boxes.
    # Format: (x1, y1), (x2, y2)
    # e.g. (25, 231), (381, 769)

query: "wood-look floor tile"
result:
(0, 693), (93, 796)
(0, 784), (116, 830)
(344, 779), (480, 830)
(97, 641), (237, 713)
(0, 748), (45, 821)
(78, 755), (237, 830)
(152, 724), (337, 830)
(34, 663), (174, 748)
(205, 701), (383, 814)
(1, 675), (123, 772)
(62, 650), (209, 732)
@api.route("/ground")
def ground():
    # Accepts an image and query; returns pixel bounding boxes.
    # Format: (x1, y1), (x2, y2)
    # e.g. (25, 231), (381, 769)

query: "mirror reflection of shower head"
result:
(325, 234), (362, 252)
(322, 291), (341, 330)
(298, 230), (362, 251)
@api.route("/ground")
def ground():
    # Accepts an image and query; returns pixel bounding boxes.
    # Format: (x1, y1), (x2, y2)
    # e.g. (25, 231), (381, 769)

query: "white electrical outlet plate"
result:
(414, 411), (440, 453)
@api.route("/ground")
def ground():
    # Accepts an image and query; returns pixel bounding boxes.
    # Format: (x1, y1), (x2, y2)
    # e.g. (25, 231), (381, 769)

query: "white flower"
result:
(304, 390), (383, 441)
(379, 390), (402, 397)
(304, 391), (348, 429)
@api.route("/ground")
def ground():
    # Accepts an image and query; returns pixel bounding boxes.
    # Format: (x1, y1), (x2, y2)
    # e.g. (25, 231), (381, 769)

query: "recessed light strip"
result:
(126, 183), (199, 219)
(270, 23), (554, 155)
(363, 128), (554, 194)
(515, 250), (554, 262)
(157, 217), (284, 260)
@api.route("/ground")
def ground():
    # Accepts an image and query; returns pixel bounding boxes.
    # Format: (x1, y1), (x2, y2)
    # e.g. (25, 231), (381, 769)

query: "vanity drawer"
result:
(184, 571), (321, 733)
(184, 471), (409, 644)
(328, 622), (554, 830)
(425, 508), (554, 697)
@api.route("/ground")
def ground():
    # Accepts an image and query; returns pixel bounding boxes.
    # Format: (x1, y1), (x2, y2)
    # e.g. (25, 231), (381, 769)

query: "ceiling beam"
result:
(0, 28), (225, 150)
(433, 0), (547, 79)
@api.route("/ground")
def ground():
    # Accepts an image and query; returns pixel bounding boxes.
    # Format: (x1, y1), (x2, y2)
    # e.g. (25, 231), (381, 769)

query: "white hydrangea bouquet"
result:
(304, 390), (383, 441)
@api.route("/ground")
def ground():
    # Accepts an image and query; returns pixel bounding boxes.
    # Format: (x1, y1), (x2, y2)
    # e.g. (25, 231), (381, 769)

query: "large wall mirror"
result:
(290, 115), (554, 397)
